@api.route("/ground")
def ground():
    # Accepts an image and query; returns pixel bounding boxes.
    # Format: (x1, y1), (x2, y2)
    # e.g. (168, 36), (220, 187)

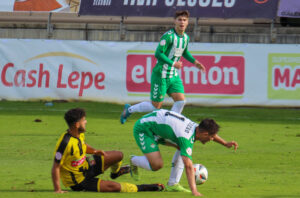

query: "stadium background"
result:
(0, 1), (300, 198)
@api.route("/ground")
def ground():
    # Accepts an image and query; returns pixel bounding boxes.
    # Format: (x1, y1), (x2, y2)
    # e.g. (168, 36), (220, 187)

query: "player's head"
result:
(64, 108), (87, 133)
(174, 10), (189, 33)
(196, 118), (219, 144)
(174, 10), (190, 19)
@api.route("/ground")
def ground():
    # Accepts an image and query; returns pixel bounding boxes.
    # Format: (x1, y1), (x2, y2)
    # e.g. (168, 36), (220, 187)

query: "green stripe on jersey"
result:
(153, 29), (190, 79)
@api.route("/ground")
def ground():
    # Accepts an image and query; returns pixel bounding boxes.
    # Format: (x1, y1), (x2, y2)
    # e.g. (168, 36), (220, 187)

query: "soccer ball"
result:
(193, 164), (208, 185)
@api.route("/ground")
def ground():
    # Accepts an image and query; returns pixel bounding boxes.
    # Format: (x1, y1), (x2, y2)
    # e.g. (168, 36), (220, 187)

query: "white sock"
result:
(171, 100), (185, 114)
(167, 150), (184, 186)
(128, 101), (156, 113)
(131, 156), (152, 171)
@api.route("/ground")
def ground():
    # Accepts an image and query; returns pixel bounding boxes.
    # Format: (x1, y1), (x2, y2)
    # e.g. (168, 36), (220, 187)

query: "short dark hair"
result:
(174, 10), (190, 19)
(198, 118), (219, 135)
(64, 108), (86, 127)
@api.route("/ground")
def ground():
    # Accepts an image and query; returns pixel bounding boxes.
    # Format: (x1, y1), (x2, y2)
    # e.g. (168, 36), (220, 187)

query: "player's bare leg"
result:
(131, 151), (163, 172)
(144, 151), (164, 171)
(99, 180), (165, 192)
(151, 101), (163, 109)
(103, 150), (123, 170)
(100, 180), (121, 192)
(100, 150), (130, 179)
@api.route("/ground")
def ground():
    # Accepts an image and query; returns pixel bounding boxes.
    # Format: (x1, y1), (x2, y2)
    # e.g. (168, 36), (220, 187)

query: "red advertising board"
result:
(126, 54), (244, 95)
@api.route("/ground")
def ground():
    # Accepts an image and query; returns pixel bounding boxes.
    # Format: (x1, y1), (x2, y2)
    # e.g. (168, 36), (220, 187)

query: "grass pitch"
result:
(0, 101), (299, 198)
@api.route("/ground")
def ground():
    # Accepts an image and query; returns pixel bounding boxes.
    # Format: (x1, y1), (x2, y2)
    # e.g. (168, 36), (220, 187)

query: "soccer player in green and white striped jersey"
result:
(129, 109), (238, 196)
(121, 10), (205, 123)
(120, 10), (206, 192)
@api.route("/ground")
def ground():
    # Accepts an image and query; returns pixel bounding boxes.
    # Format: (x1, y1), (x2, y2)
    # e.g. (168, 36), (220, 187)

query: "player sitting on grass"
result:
(129, 109), (238, 196)
(51, 108), (164, 193)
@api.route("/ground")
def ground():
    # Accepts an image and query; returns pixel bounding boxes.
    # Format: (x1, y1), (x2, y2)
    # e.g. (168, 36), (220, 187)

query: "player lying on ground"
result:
(129, 109), (238, 196)
(120, 10), (205, 192)
(51, 108), (164, 193)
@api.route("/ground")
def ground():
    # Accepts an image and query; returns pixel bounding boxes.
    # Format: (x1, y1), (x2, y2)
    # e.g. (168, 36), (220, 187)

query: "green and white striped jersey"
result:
(153, 28), (196, 79)
(137, 109), (198, 159)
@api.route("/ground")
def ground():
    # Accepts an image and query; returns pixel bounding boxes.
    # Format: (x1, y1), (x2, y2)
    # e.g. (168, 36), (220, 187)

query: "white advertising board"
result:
(0, 39), (299, 107)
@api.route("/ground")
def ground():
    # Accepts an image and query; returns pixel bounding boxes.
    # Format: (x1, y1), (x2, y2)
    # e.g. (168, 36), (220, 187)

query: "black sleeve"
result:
(54, 133), (71, 163)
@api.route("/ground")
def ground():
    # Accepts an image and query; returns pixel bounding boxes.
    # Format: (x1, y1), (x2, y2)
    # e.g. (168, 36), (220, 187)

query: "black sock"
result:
(137, 184), (161, 192)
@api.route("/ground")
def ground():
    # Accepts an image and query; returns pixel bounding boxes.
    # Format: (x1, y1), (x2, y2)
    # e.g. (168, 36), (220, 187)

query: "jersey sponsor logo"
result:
(186, 147), (192, 156)
(160, 40), (166, 46)
(126, 53), (245, 96)
(174, 48), (184, 57)
(71, 156), (86, 167)
(55, 152), (62, 160)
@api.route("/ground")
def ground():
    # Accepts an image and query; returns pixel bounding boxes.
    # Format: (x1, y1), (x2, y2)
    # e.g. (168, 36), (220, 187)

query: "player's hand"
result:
(173, 61), (183, 69)
(94, 149), (106, 156)
(194, 60), (206, 73)
(192, 191), (203, 196)
(54, 190), (68, 193)
(225, 141), (238, 151)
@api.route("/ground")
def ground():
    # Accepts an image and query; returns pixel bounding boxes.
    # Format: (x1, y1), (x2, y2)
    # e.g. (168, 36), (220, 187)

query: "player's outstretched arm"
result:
(182, 49), (206, 73)
(213, 134), (238, 151)
(51, 161), (67, 193)
(182, 156), (203, 196)
(194, 60), (206, 73)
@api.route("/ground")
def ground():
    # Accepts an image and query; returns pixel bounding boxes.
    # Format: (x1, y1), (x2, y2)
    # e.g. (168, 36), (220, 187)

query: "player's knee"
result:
(152, 102), (162, 109)
(116, 151), (123, 161)
(101, 182), (121, 192)
(110, 150), (123, 162)
(150, 161), (163, 171)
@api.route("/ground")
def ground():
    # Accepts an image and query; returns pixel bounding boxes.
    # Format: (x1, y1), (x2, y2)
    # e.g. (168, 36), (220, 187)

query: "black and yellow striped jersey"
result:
(53, 132), (88, 187)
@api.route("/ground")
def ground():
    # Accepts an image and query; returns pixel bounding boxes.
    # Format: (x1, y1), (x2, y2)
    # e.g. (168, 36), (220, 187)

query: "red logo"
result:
(254, 0), (269, 4)
(272, 66), (300, 89)
(126, 54), (245, 95)
(71, 156), (86, 167)
(0, 63), (105, 97)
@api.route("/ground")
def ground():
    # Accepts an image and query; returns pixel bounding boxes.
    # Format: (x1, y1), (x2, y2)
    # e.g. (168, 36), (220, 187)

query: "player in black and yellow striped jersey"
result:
(51, 108), (165, 193)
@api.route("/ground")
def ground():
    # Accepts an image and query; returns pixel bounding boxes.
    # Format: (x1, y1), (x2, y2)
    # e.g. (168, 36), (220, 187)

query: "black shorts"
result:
(70, 155), (105, 192)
